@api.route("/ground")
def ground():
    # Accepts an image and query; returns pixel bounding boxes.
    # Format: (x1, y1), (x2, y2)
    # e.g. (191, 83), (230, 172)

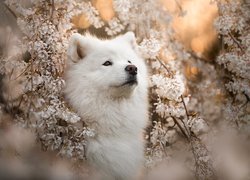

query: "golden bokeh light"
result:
(72, 0), (219, 58)
(161, 0), (218, 57)
(92, 0), (115, 22)
(72, 13), (91, 29)
(72, 0), (115, 29)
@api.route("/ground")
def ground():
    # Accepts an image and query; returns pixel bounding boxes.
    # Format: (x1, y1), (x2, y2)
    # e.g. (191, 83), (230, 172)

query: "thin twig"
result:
(180, 95), (191, 136)
(50, 0), (55, 20)
(171, 116), (189, 141)
(156, 57), (172, 76)
(13, 63), (31, 80)
(229, 32), (244, 52)
(179, 117), (191, 138)
(160, 141), (168, 157)
(17, 94), (24, 109)
(181, 95), (189, 117)
(4, 3), (17, 19)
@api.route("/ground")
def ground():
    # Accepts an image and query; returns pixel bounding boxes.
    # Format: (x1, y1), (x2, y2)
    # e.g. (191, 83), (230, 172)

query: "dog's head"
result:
(65, 32), (147, 99)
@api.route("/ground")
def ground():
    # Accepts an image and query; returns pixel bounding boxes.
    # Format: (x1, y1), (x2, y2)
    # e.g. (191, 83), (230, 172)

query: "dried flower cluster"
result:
(214, 0), (250, 128)
(2, 0), (95, 161)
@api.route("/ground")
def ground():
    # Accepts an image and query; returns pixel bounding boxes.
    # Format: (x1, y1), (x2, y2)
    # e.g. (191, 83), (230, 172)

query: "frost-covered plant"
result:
(2, 0), (95, 160)
(214, 0), (250, 128)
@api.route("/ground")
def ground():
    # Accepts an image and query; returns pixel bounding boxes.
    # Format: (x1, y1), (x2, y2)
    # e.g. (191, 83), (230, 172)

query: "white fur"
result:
(64, 32), (148, 180)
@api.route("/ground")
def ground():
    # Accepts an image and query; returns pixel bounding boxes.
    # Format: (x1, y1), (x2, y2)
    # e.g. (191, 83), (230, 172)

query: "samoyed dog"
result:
(64, 32), (148, 180)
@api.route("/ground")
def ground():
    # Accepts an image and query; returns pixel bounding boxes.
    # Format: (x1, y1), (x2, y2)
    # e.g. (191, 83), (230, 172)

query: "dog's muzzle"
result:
(125, 65), (137, 76)
(123, 75), (138, 86)
(123, 65), (138, 86)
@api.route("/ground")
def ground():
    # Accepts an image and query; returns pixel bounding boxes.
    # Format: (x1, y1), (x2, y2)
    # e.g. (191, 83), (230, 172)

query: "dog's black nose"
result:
(125, 65), (137, 75)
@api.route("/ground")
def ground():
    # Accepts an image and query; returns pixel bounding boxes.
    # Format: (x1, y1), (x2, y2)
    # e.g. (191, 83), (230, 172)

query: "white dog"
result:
(64, 32), (148, 180)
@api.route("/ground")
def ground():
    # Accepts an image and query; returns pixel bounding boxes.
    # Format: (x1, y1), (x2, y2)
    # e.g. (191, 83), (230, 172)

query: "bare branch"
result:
(229, 32), (244, 52)
(50, 0), (55, 20)
(181, 95), (189, 117)
(156, 57), (173, 77)
(171, 116), (190, 141)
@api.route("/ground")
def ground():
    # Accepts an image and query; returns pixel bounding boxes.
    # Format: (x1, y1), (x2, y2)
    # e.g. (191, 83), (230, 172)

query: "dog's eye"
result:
(103, 61), (112, 66)
(128, 60), (131, 64)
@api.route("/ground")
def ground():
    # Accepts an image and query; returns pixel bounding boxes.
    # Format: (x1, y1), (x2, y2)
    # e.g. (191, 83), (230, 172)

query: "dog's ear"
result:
(118, 32), (138, 51)
(67, 33), (89, 63)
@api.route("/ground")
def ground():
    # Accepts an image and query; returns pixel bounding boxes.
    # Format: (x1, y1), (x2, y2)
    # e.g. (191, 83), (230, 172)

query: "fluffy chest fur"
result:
(65, 82), (148, 136)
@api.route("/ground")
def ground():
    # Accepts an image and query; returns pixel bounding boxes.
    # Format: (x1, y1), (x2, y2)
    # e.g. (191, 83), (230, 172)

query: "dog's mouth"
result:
(112, 77), (138, 88)
(121, 79), (138, 86)
(111, 76), (138, 88)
